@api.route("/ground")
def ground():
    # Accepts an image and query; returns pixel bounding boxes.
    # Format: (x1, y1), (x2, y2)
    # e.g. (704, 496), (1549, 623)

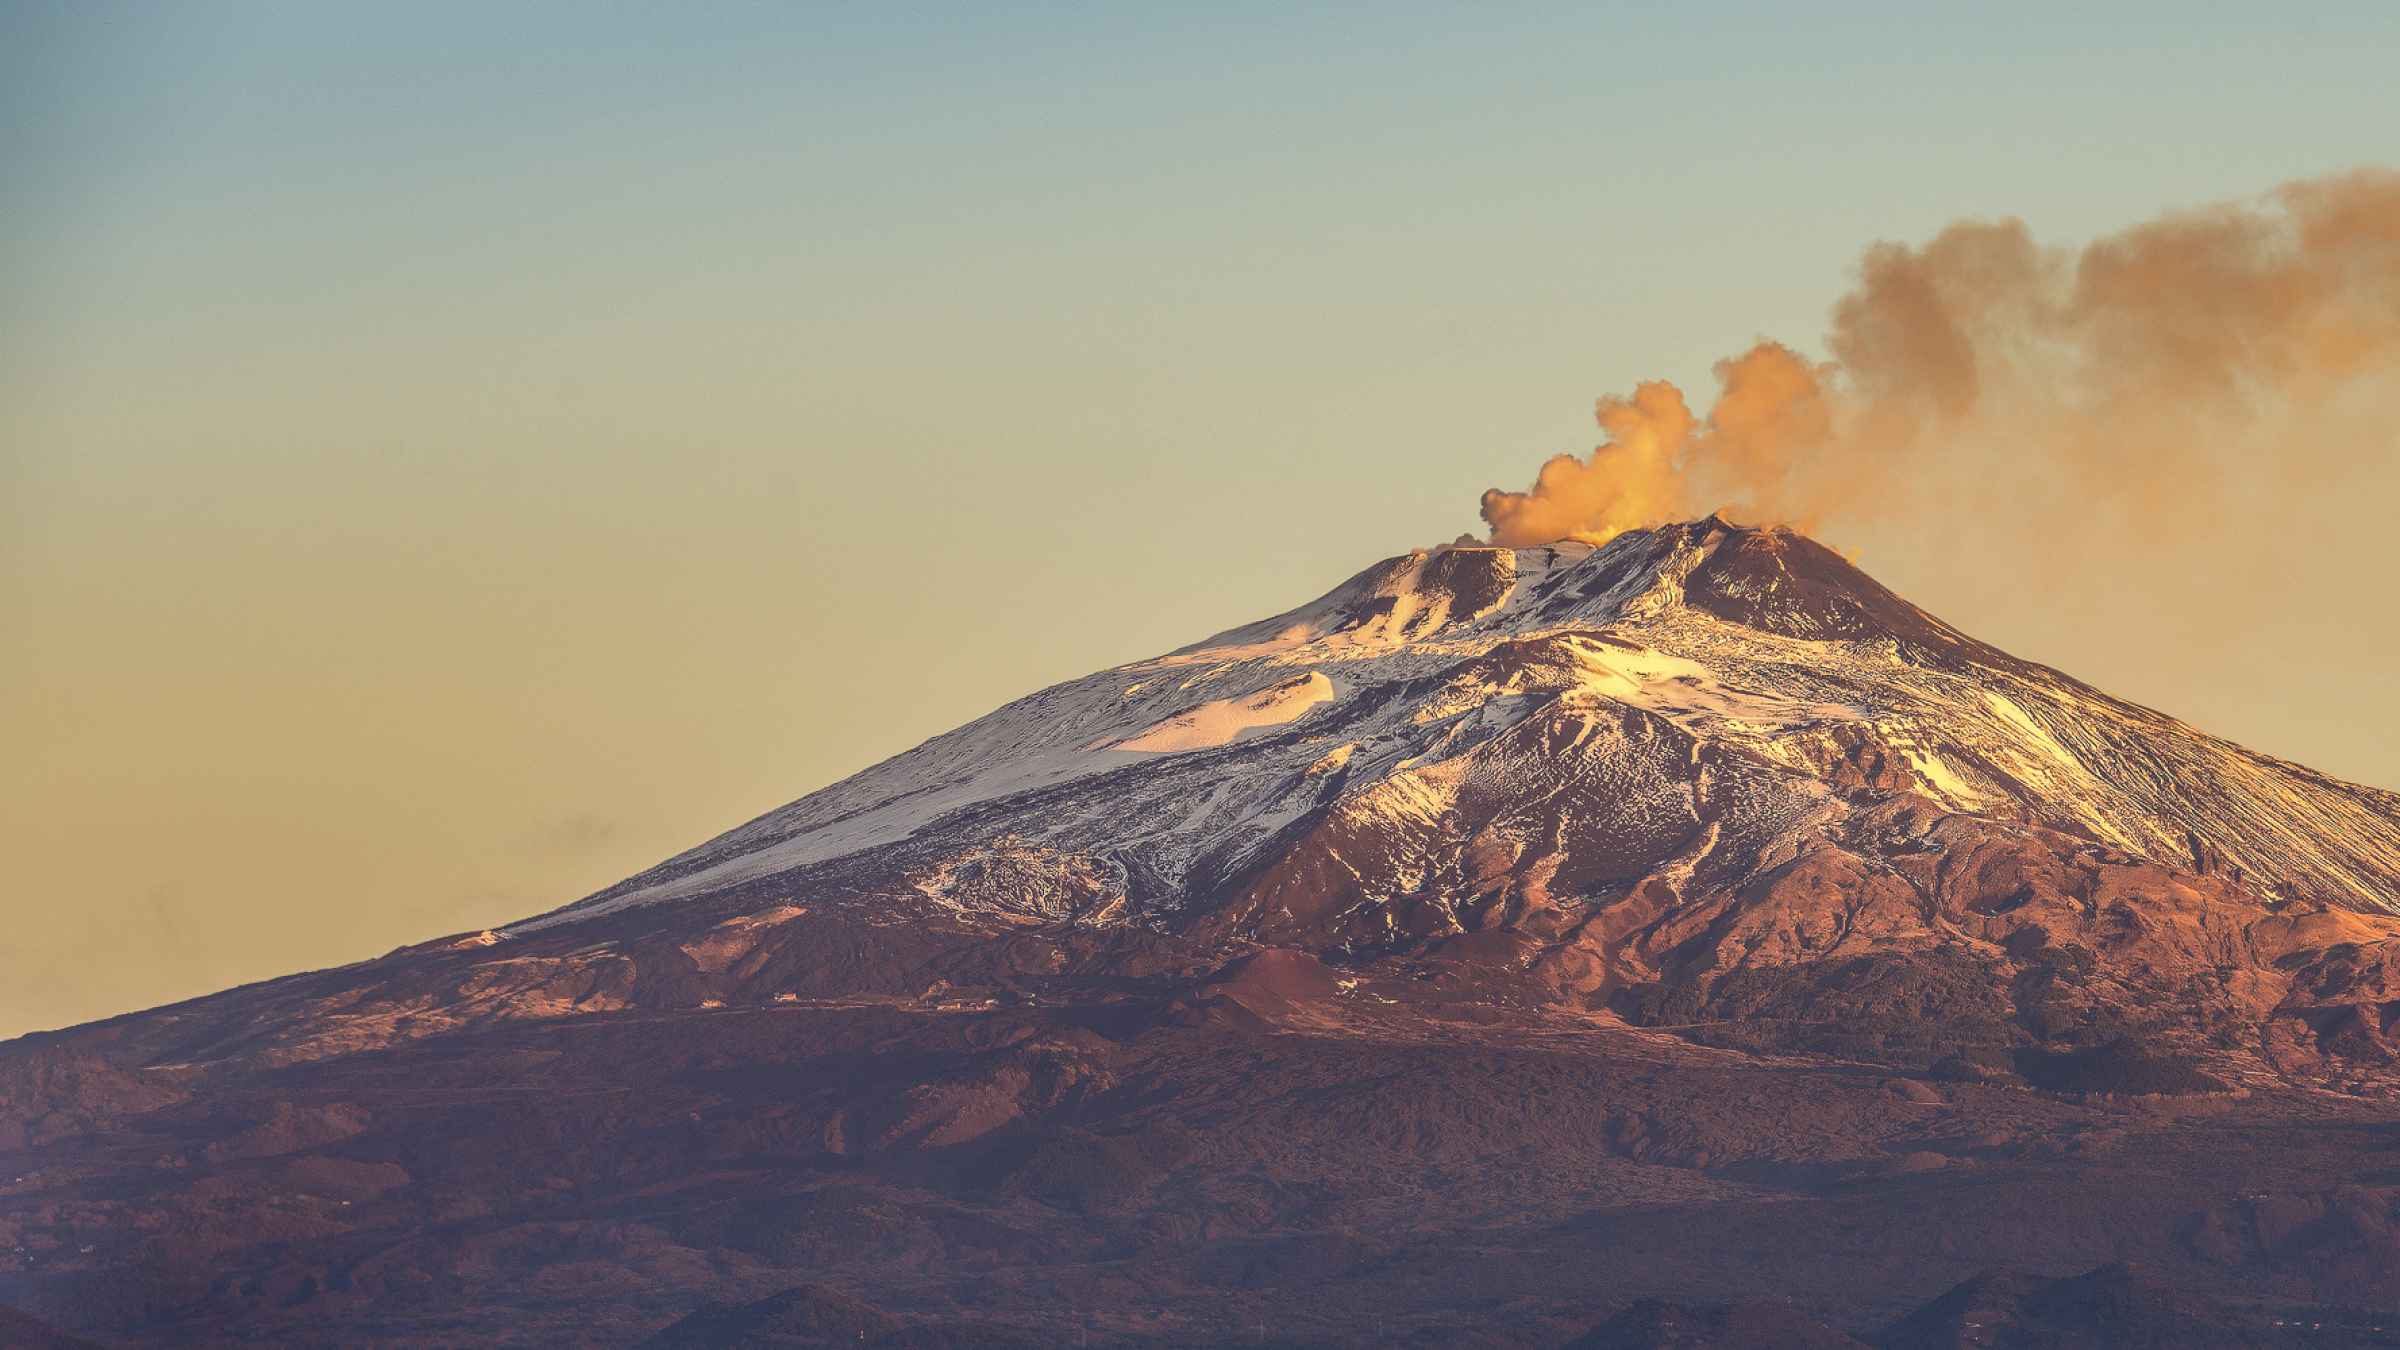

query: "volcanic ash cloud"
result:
(1479, 168), (2400, 548)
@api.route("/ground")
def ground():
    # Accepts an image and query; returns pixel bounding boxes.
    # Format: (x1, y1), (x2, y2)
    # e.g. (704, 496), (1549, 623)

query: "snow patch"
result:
(1115, 672), (1336, 752)
(1307, 743), (1358, 776)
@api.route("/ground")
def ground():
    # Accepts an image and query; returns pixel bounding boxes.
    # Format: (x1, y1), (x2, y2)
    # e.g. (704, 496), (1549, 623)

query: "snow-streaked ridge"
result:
(513, 520), (2400, 934)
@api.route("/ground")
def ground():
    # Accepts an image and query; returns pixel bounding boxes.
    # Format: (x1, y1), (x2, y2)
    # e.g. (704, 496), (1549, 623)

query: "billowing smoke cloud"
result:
(1480, 168), (2400, 548)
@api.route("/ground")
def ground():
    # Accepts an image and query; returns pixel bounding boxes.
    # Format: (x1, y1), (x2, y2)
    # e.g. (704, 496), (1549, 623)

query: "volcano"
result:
(9, 518), (2400, 1347)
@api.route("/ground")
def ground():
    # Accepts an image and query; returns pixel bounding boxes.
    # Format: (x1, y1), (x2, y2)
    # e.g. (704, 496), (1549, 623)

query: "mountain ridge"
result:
(12, 518), (2400, 1346)
(526, 516), (2400, 939)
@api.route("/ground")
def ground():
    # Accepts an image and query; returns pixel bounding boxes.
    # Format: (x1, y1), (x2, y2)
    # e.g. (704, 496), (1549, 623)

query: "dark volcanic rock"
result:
(1878, 1263), (2373, 1349)
(640, 1284), (896, 1347)
(0, 1304), (104, 1350)
(1681, 523), (1961, 651)
(1566, 1297), (1868, 1348)
(639, 1283), (1050, 1348)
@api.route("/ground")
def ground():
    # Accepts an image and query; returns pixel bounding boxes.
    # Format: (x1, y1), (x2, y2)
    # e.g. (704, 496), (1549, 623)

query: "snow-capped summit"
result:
(34, 516), (2400, 1096)
(526, 517), (2400, 946)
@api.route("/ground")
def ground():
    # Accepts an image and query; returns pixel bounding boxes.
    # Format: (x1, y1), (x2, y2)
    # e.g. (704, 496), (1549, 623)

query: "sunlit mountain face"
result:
(7, 518), (2400, 1347)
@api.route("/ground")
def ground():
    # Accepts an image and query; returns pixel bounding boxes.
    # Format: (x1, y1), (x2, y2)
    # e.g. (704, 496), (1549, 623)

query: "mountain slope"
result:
(444, 519), (2400, 1091)
(16, 518), (2398, 1086)
(11, 519), (2400, 1346)
(539, 517), (2400, 937)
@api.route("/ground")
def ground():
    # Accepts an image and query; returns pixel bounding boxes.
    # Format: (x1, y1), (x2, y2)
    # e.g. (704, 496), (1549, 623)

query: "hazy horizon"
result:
(6, 3), (2398, 1039)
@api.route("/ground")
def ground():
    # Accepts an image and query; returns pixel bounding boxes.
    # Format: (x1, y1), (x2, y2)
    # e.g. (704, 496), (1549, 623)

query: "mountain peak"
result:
(519, 517), (2400, 941)
(1225, 515), (1962, 658)
(1673, 520), (1967, 648)
(1184, 516), (1828, 657)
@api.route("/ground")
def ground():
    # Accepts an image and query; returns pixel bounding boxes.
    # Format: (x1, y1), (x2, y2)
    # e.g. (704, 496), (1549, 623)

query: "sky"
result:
(4, 2), (2397, 1039)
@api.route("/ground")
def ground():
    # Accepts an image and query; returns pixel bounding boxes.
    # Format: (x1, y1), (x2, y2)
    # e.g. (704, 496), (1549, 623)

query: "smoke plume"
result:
(1480, 168), (2400, 548)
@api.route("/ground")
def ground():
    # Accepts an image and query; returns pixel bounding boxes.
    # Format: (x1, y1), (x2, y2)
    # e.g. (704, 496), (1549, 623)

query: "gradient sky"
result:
(6, 2), (2398, 1039)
